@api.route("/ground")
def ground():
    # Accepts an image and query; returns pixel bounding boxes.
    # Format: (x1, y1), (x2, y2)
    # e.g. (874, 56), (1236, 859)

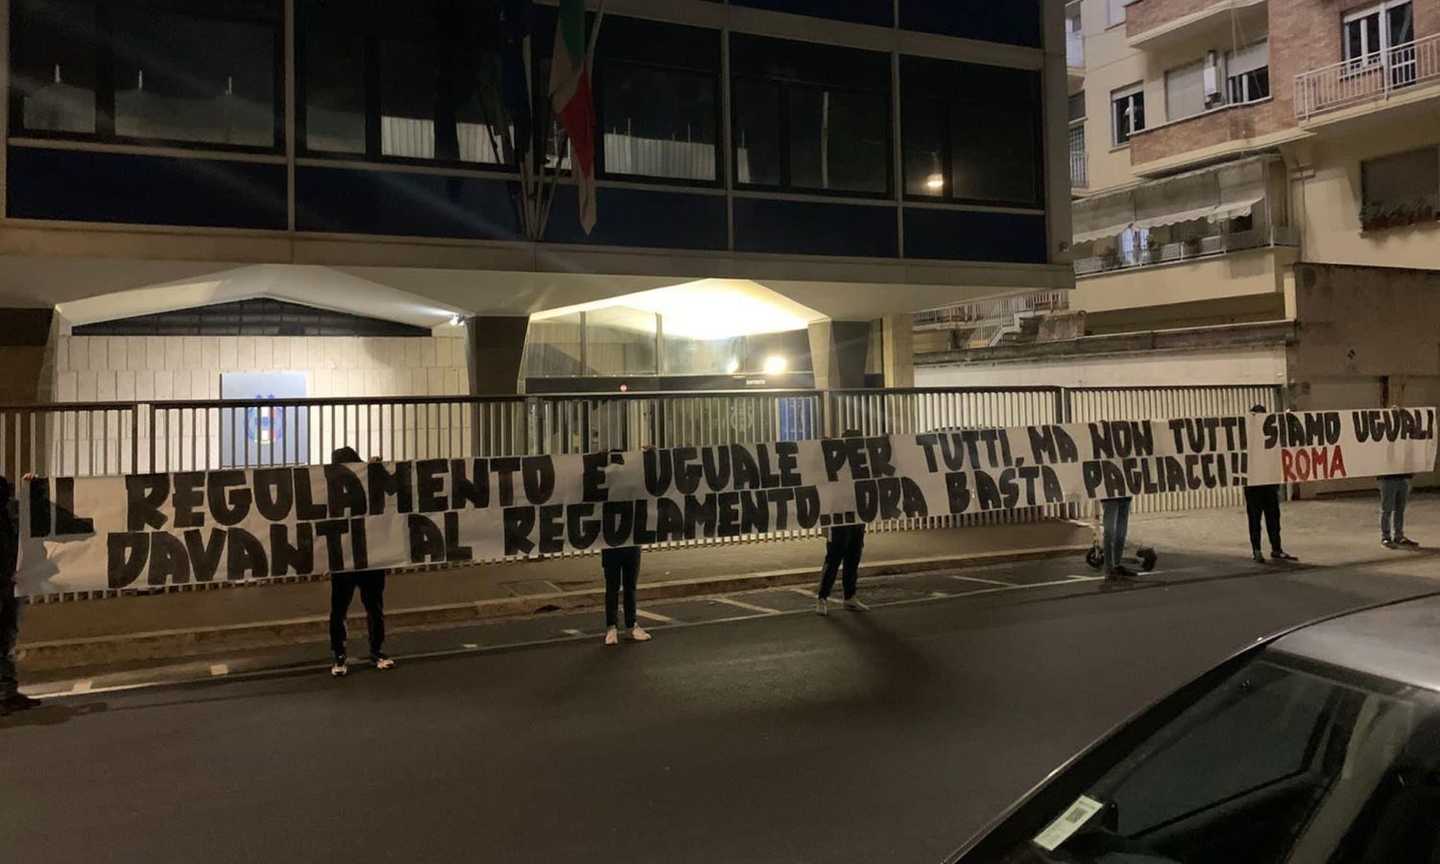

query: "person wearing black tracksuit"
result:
(816, 521), (865, 614)
(1246, 405), (1298, 564)
(601, 544), (651, 646)
(327, 447), (393, 676)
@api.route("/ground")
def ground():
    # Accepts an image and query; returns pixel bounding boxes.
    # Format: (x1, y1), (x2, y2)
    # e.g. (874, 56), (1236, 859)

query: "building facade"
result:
(0, 0), (1073, 414)
(918, 0), (1440, 488)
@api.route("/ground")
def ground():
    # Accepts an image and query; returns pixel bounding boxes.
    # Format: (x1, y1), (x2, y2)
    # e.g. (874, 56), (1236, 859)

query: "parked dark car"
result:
(950, 593), (1440, 864)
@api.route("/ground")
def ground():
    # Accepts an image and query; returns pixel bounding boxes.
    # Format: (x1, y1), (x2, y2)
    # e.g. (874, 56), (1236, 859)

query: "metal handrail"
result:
(1295, 33), (1440, 120)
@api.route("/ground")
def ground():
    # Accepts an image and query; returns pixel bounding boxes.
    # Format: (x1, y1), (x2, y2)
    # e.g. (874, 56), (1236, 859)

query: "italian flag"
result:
(549, 0), (597, 234)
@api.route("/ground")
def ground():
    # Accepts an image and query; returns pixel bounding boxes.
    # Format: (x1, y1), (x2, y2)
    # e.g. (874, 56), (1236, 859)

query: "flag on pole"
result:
(548, 0), (598, 234)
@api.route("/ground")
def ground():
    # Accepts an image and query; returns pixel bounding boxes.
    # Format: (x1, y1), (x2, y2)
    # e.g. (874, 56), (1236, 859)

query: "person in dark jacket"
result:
(1379, 472), (1418, 548)
(327, 447), (393, 677)
(1245, 405), (1298, 564)
(817, 430), (866, 615)
(1101, 495), (1135, 579)
(601, 449), (652, 646)
(1, 474), (40, 716)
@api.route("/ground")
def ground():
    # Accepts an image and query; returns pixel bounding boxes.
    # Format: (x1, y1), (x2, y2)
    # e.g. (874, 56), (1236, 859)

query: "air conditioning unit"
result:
(1203, 51), (1223, 106)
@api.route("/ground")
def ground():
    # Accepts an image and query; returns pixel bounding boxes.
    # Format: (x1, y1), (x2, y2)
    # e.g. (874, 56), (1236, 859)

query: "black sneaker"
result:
(1106, 565), (1137, 580)
(3, 693), (41, 711)
(1383, 538), (1397, 549)
(1398, 537), (1420, 548)
(1271, 550), (1298, 562)
(1252, 550), (1266, 564)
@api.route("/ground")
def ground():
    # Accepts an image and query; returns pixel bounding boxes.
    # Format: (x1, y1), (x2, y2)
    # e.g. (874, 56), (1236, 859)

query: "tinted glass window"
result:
(900, 0), (1042, 48)
(13, 0), (98, 134)
(901, 57), (1042, 206)
(113, 9), (276, 147)
(303, 32), (366, 154)
(731, 35), (891, 195)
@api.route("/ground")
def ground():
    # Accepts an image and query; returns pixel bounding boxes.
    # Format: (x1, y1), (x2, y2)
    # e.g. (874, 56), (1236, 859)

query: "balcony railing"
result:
(1074, 225), (1300, 277)
(1067, 32), (1085, 69)
(914, 290), (1071, 330)
(1295, 33), (1440, 120)
(1070, 148), (1088, 189)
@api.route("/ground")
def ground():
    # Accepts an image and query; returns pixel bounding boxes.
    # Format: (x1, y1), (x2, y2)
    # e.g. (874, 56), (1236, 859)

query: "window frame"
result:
(295, 1), (517, 172)
(1106, 0), (1129, 28)
(730, 59), (894, 200)
(1343, 0), (1413, 68)
(900, 91), (1044, 208)
(8, 0), (287, 154)
(1112, 83), (1145, 147)
(593, 55), (724, 189)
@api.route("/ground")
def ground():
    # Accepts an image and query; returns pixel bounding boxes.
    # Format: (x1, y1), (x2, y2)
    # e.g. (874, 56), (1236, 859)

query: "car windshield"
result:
(994, 654), (1440, 864)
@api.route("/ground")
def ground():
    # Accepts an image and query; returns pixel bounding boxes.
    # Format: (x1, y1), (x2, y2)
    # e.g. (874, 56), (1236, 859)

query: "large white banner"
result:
(17, 409), (1435, 595)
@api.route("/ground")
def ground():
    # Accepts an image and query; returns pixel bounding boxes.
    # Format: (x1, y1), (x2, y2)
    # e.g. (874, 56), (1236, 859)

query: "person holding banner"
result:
(1101, 496), (1135, 579)
(602, 449), (653, 647)
(816, 431), (867, 615)
(1379, 472), (1418, 549)
(327, 447), (395, 677)
(1246, 406), (1298, 564)
(1, 474), (40, 716)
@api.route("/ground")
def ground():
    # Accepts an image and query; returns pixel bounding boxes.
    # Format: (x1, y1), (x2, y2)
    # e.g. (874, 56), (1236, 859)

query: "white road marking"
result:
(949, 575), (1015, 587)
(561, 629), (583, 636)
(636, 609), (674, 623)
(930, 592), (950, 599)
(711, 597), (782, 615)
(790, 587), (816, 598)
(70, 679), (93, 694)
(209, 664), (229, 677)
(461, 643), (479, 649)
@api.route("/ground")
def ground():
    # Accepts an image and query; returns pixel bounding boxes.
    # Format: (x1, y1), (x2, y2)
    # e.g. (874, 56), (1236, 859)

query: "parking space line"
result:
(711, 597), (782, 615)
(790, 587), (815, 598)
(636, 609), (675, 623)
(70, 679), (93, 694)
(930, 592), (950, 599)
(561, 629), (583, 636)
(209, 664), (229, 677)
(461, 643), (480, 649)
(949, 575), (1015, 587)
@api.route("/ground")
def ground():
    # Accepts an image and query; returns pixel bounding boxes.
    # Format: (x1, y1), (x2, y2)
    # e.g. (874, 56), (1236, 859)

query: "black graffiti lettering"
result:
(821, 439), (849, 482)
(1220, 416), (1242, 450)
(270, 523), (314, 577)
(732, 445), (761, 490)
(702, 447), (732, 491)
(632, 500), (658, 545)
(416, 459), (449, 514)
(1184, 455), (1202, 490)
(1082, 462), (1104, 497)
(325, 464), (368, 518)
(1016, 465), (1042, 505)
(856, 480), (878, 522)
(867, 437), (896, 478)
(655, 498), (686, 542)
(737, 491), (769, 535)
(170, 472), (205, 529)
(537, 505), (565, 555)
(107, 532), (148, 589)
(184, 528), (226, 582)
(1262, 414), (1279, 449)
(208, 471), (251, 526)
(313, 519), (351, 571)
(126, 474), (170, 531)
(766, 487), (795, 530)
(1028, 427), (1059, 464)
(979, 430), (1002, 467)
(775, 441), (802, 486)
(602, 500), (635, 547)
(961, 432), (984, 469)
(367, 461), (414, 516)
(916, 434), (941, 472)
(51, 477), (94, 536)
(1041, 466), (1064, 503)
(673, 448), (702, 495)
(567, 503), (602, 550)
(293, 468), (328, 521)
(492, 457), (522, 507)
(584, 452), (612, 501)
(409, 513), (448, 563)
(28, 478), (51, 538)
(252, 469), (293, 522)
(794, 486), (821, 530)
(1162, 457), (1187, 491)
(997, 469), (1020, 509)
(716, 491), (741, 537)
(148, 532), (189, 586)
(227, 528), (268, 582)
(974, 471), (1003, 511)
(751, 444), (782, 487)
(946, 472), (971, 514)
(683, 493), (717, 539)
(504, 506), (538, 552)
(349, 518), (368, 569)
(643, 449), (671, 497)
(522, 456), (555, 505)
(941, 435), (970, 471)
(1201, 454), (1219, 489)
(450, 459), (488, 510)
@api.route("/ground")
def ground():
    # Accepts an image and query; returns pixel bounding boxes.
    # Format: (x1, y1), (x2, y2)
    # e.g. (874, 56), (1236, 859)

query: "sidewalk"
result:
(17, 519), (1091, 671)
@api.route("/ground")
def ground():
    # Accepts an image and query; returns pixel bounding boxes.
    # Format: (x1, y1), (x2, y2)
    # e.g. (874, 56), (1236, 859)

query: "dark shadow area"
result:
(1, 700), (108, 729)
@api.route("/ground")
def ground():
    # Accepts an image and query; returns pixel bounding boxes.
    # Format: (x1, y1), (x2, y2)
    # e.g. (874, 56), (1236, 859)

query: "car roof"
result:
(1270, 593), (1440, 692)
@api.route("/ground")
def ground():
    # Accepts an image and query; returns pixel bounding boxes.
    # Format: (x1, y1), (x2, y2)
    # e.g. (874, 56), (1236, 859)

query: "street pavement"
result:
(3, 544), (1438, 864)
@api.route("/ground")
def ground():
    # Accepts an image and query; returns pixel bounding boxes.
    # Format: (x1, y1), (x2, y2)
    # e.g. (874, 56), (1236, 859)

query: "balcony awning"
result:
(1072, 155), (1273, 245)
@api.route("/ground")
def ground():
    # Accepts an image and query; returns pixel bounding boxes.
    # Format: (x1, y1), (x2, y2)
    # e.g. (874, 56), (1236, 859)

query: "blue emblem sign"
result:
(220, 372), (309, 467)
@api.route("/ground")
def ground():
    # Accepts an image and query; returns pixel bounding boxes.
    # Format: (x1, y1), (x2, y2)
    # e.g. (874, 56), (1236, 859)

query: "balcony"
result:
(1126, 0), (1268, 51)
(1296, 33), (1440, 121)
(1073, 225), (1299, 277)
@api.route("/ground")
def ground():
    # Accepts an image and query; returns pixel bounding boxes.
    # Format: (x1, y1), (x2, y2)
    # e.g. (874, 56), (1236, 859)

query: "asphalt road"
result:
(3, 554), (1437, 864)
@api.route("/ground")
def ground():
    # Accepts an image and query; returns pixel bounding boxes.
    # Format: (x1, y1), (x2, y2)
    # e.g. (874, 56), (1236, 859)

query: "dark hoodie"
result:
(332, 446), (363, 465)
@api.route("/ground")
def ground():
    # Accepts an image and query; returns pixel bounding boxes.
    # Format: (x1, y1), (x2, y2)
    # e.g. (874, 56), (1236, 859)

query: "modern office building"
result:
(0, 0), (1073, 414)
(919, 0), (1440, 468)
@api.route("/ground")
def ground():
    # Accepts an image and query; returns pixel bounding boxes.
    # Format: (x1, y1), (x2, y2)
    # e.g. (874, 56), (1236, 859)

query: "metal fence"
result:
(4, 384), (1282, 602)
(1295, 33), (1440, 120)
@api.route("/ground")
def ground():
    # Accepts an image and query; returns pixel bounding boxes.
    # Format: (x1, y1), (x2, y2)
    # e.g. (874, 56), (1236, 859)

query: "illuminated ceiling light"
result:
(925, 174), (945, 191)
(763, 355), (787, 375)
(726, 358), (740, 374)
(448, 313), (464, 327)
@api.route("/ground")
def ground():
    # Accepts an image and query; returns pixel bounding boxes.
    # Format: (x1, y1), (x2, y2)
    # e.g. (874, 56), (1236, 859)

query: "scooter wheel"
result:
(1085, 545), (1105, 569)
(1138, 547), (1158, 572)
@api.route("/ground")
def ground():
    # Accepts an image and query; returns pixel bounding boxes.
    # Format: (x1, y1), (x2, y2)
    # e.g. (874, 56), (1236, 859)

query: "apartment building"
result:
(920, 0), (1440, 464)
(0, 0), (1073, 415)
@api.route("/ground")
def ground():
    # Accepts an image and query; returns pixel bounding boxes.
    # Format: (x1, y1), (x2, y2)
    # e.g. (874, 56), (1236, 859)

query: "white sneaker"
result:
(604, 628), (619, 646)
(630, 626), (652, 642)
(330, 659), (348, 677)
(374, 656), (395, 671)
(816, 597), (828, 616)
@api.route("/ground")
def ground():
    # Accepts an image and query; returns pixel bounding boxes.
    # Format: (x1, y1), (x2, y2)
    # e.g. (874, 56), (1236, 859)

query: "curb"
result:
(17, 544), (1088, 673)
